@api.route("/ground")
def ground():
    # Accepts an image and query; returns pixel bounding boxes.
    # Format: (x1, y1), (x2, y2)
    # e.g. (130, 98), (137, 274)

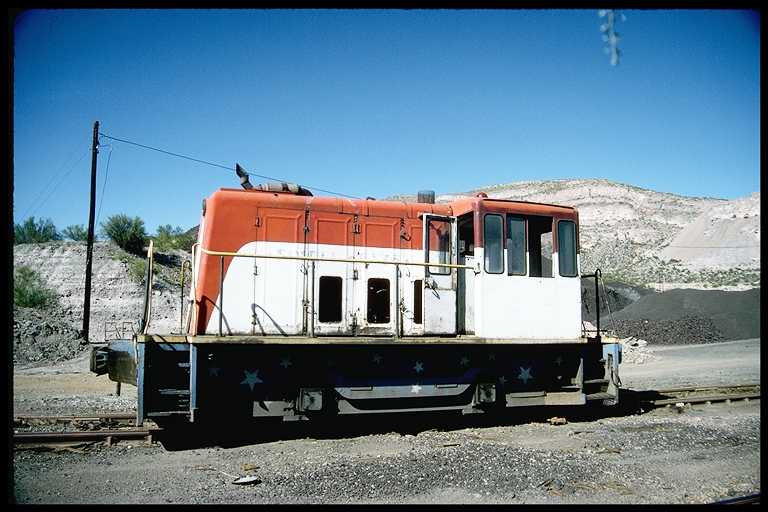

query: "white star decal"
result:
(554, 356), (563, 366)
(413, 362), (424, 374)
(460, 356), (470, 367)
(517, 367), (533, 384)
(208, 367), (221, 377)
(280, 357), (292, 369)
(372, 354), (383, 365)
(411, 384), (422, 394)
(498, 376), (507, 385)
(240, 370), (263, 391)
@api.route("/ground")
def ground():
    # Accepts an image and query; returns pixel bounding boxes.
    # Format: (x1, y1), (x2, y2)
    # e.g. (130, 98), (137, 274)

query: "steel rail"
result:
(652, 383), (760, 394)
(13, 428), (161, 445)
(14, 413), (136, 422)
(710, 492), (760, 505)
(651, 392), (760, 406)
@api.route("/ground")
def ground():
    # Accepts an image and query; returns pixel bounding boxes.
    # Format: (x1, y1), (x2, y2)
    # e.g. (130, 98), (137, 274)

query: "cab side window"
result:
(506, 215), (526, 275)
(558, 220), (578, 277)
(483, 214), (504, 274)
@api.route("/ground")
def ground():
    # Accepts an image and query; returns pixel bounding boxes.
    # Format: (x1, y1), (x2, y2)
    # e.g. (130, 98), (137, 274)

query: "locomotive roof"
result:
(212, 188), (577, 219)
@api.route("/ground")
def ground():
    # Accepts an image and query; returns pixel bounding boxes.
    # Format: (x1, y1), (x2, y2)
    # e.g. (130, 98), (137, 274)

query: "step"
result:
(585, 392), (613, 401)
(157, 389), (190, 396)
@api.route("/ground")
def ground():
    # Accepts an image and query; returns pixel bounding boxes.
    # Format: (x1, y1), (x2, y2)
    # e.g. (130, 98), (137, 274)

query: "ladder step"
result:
(583, 379), (609, 385)
(585, 392), (613, 401)
(158, 389), (190, 396)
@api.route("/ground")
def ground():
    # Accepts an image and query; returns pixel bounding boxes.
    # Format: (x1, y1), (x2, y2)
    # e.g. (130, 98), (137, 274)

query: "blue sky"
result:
(13, 9), (760, 234)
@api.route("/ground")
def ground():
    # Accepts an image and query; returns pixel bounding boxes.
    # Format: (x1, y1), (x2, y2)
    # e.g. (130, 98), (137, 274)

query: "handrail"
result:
(185, 245), (477, 336)
(187, 242), (200, 333)
(198, 246), (477, 271)
(142, 240), (155, 335)
(179, 259), (192, 333)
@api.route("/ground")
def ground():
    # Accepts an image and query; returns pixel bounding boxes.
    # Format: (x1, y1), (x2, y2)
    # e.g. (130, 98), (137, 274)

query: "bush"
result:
(127, 258), (159, 284)
(153, 224), (196, 252)
(101, 214), (147, 255)
(63, 224), (89, 241)
(14, 266), (57, 308)
(14, 217), (61, 244)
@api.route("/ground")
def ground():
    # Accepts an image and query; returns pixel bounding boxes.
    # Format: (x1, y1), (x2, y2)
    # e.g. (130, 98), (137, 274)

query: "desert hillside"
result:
(394, 178), (759, 288)
(14, 242), (189, 347)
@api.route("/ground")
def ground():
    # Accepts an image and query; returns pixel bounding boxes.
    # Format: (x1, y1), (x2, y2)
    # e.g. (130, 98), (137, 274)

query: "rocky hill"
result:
(14, 242), (189, 347)
(393, 178), (760, 289)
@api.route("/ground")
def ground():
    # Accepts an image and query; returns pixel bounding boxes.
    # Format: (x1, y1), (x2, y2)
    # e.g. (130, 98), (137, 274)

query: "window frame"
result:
(426, 217), (452, 276)
(506, 214), (527, 276)
(483, 213), (504, 274)
(557, 219), (578, 278)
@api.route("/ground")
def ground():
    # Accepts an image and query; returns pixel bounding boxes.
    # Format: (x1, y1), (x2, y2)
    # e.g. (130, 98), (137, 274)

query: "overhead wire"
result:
(669, 246), (760, 249)
(95, 142), (114, 227)
(98, 132), (361, 199)
(19, 147), (90, 221)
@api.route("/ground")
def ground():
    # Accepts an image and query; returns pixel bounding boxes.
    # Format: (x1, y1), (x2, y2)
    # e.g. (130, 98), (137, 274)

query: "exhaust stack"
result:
(417, 190), (435, 204)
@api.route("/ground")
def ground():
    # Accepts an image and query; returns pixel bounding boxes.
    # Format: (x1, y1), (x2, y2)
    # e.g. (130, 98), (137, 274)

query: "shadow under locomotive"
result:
(155, 389), (662, 451)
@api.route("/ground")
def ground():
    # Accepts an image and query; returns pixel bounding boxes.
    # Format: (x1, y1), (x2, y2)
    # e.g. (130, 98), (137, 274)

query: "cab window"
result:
(558, 220), (578, 277)
(506, 215), (526, 276)
(483, 214), (503, 274)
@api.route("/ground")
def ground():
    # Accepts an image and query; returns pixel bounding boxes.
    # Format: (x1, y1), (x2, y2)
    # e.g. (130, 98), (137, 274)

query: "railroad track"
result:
(14, 428), (162, 446)
(14, 412), (136, 424)
(633, 383), (760, 408)
(12, 383), (759, 447)
(13, 412), (159, 447)
(711, 492), (760, 505)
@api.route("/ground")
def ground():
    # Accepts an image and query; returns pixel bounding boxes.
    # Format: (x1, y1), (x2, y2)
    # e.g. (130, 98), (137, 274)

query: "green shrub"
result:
(14, 266), (57, 308)
(14, 217), (61, 244)
(63, 224), (89, 241)
(153, 224), (196, 252)
(101, 214), (147, 255)
(127, 258), (158, 284)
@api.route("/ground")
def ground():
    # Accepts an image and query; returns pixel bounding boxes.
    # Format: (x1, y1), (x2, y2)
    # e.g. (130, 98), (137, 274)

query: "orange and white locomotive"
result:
(93, 177), (621, 428)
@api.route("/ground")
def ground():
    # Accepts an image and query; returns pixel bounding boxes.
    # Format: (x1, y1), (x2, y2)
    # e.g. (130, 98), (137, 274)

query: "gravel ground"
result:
(11, 339), (760, 504)
(12, 401), (760, 504)
(609, 316), (726, 346)
(620, 338), (760, 390)
(13, 307), (88, 365)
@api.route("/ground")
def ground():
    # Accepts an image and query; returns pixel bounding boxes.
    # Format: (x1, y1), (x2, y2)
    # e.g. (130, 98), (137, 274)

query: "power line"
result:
(95, 143), (114, 227)
(19, 149), (89, 220)
(19, 148), (90, 221)
(98, 132), (360, 199)
(666, 245), (760, 249)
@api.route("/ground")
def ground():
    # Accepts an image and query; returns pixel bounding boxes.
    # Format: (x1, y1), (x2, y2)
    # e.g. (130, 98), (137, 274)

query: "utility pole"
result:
(82, 121), (99, 343)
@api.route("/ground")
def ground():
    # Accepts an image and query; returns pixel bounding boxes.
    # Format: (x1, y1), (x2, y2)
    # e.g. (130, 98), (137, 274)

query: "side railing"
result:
(194, 246), (479, 338)
(140, 240), (155, 335)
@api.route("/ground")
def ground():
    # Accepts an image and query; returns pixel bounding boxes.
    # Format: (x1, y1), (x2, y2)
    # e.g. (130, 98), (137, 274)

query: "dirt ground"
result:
(11, 339), (761, 504)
